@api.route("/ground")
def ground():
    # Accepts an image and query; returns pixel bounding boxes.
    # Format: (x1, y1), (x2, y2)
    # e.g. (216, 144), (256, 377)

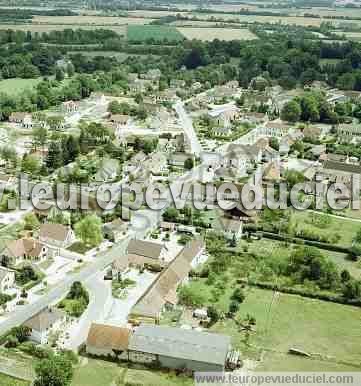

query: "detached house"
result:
(62, 100), (79, 113)
(9, 112), (33, 129)
(127, 239), (167, 267)
(39, 223), (75, 250)
(23, 307), (66, 345)
(1, 238), (48, 266)
(0, 266), (15, 292)
(209, 105), (240, 128)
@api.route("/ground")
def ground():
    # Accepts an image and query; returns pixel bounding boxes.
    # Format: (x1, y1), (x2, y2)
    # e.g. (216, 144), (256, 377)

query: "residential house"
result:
(146, 152), (168, 176)
(219, 218), (243, 241)
(156, 89), (178, 104)
(0, 174), (17, 190)
(1, 238), (48, 266)
(128, 325), (231, 372)
(279, 135), (295, 156)
(39, 223), (75, 249)
(168, 152), (194, 168)
(225, 80), (239, 90)
(223, 143), (262, 174)
(260, 121), (292, 138)
(262, 161), (281, 182)
(303, 125), (322, 142)
(127, 239), (167, 266)
(243, 112), (267, 125)
(9, 112), (33, 129)
(208, 104), (240, 128)
(319, 160), (361, 185)
(112, 255), (129, 280)
(170, 79), (186, 89)
(159, 222), (176, 232)
(23, 307), (66, 345)
(129, 79), (155, 95)
(62, 100), (79, 113)
(86, 323), (131, 359)
(93, 159), (119, 182)
(212, 126), (233, 138)
(103, 219), (128, 242)
(141, 69), (161, 82)
(337, 124), (361, 143)
(110, 114), (131, 139)
(0, 266), (15, 292)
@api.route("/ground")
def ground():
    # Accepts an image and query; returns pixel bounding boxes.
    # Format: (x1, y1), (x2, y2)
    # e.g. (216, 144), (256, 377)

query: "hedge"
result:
(238, 278), (361, 307)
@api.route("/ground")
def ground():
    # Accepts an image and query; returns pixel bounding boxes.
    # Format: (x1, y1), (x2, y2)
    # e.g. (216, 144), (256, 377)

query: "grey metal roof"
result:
(128, 325), (230, 366)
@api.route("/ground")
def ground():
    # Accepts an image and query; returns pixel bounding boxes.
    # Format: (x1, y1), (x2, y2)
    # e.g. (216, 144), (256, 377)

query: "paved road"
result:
(174, 100), (202, 156)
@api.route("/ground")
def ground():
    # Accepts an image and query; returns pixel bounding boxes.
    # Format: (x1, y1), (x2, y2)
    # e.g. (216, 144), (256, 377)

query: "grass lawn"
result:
(291, 210), (358, 247)
(0, 373), (30, 386)
(211, 288), (361, 370)
(127, 25), (184, 42)
(72, 357), (194, 386)
(68, 242), (92, 254)
(72, 358), (124, 386)
(0, 78), (42, 96)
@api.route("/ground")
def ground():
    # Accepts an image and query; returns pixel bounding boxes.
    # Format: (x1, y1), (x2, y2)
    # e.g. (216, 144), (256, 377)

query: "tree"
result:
(231, 287), (245, 303)
(163, 207), (179, 222)
(269, 137), (279, 151)
(184, 158), (194, 170)
(229, 300), (240, 316)
(74, 214), (103, 247)
(178, 284), (206, 307)
(32, 125), (48, 149)
(46, 141), (63, 170)
(21, 154), (40, 174)
(24, 212), (40, 230)
(56, 68), (65, 82)
(66, 63), (75, 77)
(207, 305), (219, 325)
(281, 100), (301, 122)
(34, 355), (73, 386)
(353, 227), (361, 244)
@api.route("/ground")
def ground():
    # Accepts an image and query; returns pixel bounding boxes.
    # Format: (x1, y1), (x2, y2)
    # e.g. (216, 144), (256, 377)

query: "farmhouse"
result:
(86, 323), (131, 359)
(128, 325), (231, 372)
(260, 121), (292, 138)
(85, 323), (232, 372)
(129, 239), (205, 324)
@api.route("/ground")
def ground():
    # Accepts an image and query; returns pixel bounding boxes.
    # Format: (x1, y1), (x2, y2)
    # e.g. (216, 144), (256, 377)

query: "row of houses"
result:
(128, 239), (204, 324)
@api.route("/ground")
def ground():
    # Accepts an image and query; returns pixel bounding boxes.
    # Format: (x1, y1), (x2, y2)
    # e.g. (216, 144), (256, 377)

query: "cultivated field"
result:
(212, 288), (361, 370)
(177, 27), (258, 41)
(0, 373), (30, 386)
(0, 24), (128, 34)
(127, 25), (184, 42)
(0, 78), (42, 96)
(32, 15), (153, 25)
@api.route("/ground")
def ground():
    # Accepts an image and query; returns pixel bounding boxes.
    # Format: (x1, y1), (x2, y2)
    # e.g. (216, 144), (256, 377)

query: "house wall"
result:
(128, 350), (157, 364)
(86, 346), (128, 360)
(0, 271), (15, 292)
(158, 355), (225, 372)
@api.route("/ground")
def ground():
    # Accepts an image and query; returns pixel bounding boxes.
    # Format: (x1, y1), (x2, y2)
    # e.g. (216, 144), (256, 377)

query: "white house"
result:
(23, 307), (66, 345)
(0, 267), (15, 292)
(39, 223), (75, 249)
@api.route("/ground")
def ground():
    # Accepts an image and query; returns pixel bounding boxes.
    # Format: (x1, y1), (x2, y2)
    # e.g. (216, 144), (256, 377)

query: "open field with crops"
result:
(127, 25), (184, 42)
(32, 15), (153, 25)
(177, 27), (258, 41)
(0, 24), (128, 34)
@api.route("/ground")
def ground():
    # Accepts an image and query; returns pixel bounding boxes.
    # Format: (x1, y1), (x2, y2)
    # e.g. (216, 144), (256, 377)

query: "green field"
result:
(211, 288), (361, 370)
(0, 373), (30, 386)
(72, 358), (193, 386)
(0, 77), (42, 96)
(127, 25), (185, 42)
